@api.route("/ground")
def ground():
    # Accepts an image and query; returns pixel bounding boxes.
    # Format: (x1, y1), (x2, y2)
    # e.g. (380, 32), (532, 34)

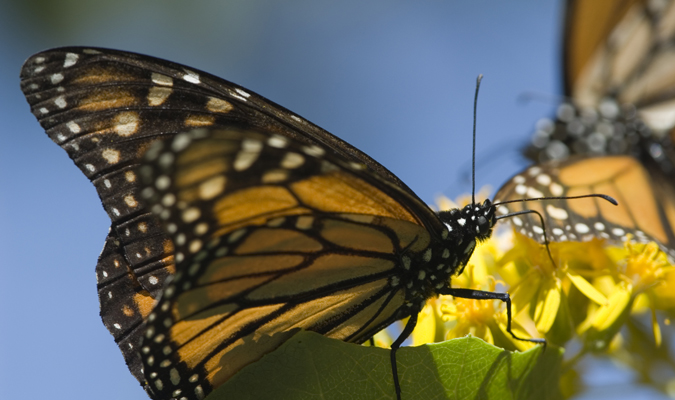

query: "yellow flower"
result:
(413, 194), (675, 352)
(420, 233), (539, 350)
(615, 238), (675, 347)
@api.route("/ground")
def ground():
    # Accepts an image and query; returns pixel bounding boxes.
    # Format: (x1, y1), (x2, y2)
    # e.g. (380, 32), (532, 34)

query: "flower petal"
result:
(567, 271), (608, 306)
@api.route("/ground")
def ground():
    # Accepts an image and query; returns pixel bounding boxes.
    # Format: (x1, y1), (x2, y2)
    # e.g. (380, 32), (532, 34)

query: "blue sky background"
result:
(0, 1), (668, 399)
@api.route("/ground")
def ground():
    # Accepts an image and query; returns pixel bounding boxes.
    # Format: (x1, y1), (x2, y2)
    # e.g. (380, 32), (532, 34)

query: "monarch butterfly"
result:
(499, 0), (675, 254)
(20, 48), (566, 400)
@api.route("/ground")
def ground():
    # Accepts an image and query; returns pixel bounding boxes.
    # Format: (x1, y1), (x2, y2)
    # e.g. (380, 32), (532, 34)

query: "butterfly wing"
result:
(564, 0), (675, 113)
(526, 0), (675, 176)
(137, 127), (451, 399)
(19, 47), (437, 385)
(518, 1), (675, 255)
(494, 156), (675, 261)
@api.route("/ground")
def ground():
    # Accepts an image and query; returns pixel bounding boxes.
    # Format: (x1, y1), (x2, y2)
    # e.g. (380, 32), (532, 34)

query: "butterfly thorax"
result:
(525, 98), (675, 178)
(396, 199), (496, 315)
(436, 200), (496, 277)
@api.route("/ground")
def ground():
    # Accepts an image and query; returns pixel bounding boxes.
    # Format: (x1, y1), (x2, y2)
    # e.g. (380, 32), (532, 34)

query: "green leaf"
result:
(207, 331), (563, 400)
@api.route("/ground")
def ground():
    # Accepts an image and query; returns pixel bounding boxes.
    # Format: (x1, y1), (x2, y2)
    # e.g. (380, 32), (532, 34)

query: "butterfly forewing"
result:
(137, 127), (444, 399)
(527, 0), (675, 177)
(565, 0), (675, 111)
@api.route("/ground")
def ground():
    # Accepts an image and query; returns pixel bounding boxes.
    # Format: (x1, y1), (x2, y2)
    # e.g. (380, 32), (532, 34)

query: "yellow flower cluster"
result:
(409, 195), (675, 357)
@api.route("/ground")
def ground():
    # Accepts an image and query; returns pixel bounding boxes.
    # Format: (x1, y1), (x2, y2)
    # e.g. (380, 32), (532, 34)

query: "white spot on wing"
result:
(51, 73), (64, 84)
(612, 227), (625, 236)
(182, 207), (201, 223)
(536, 174), (551, 186)
(124, 195), (138, 208)
(206, 97), (233, 113)
(156, 176), (171, 190)
(172, 133), (192, 152)
(267, 136), (288, 148)
(54, 95), (67, 109)
(303, 145), (325, 157)
(183, 69), (200, 84)
(549, 182), (563, 196)
(148, 87), (172, 106)
(526, 187), (544, 198)
(66, 121), (81, 133)
(575, 223), (590, 234)
(546, 204), (568, 220)
(114, 112), (139, 136)
(199, 176), (226, 200)
(235, 88), (251, 98)
(101, 148), (121, 164)
(527, 166), (541, 176)
(151, 73), (173, 86)
(64, 53), (79, 68)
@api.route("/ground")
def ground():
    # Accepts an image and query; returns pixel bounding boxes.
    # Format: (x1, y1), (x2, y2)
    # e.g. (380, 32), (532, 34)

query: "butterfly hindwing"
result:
(494, 156), (675, 261)
(97, 230), (158, 383)
(137, 127), (448, 399)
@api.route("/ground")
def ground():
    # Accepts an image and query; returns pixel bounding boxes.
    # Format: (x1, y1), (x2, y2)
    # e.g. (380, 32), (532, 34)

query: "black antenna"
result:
(493, 193), (618, 208)
(493, 193), (618, 269)
(472, 74), (483, 206)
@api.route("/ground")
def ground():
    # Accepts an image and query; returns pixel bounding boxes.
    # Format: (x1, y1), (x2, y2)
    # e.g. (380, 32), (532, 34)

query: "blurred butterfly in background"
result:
(496, 0), (675, 259)
(21, 47), (554, 400)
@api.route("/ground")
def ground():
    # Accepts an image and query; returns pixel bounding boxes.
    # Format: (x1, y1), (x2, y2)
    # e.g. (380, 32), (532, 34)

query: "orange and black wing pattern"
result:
(525, 0), (675, 178)
(21, 48), (499, 400)
(18, 47), (420, 385)
(495, 156), (675, 261)
(133, 123), (499, 399)
(136, 127), (433, 398)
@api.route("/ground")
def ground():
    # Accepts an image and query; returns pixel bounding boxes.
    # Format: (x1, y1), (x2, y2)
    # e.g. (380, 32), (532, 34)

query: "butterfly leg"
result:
(497, 208), (557, 269)
(441, 288), (546, 345)
(390, 312), (419, 400)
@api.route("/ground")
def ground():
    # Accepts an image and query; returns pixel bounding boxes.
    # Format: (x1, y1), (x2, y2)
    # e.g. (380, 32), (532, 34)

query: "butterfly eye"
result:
(477, 215), (489, 235)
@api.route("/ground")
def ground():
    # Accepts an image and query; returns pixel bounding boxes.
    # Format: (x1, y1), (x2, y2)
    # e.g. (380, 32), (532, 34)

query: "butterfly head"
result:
(435, 199), (496, 277)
